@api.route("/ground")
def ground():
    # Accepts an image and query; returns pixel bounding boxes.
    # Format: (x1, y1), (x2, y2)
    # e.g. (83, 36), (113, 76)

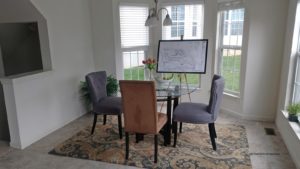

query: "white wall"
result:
(0, 0), (95, 149)
(276, 0), (300, 168)
(241, 0), (288, 121)
(90, 0), (117, 75)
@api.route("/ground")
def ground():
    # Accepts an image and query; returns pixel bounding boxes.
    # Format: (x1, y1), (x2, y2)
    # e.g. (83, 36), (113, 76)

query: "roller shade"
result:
(119, 5), (149, 48)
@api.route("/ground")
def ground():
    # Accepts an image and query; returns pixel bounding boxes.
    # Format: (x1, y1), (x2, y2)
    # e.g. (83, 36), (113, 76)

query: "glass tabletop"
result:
(155, 81), (198, 98)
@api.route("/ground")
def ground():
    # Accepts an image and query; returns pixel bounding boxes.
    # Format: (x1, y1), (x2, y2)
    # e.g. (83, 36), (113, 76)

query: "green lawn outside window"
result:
(124, 56), (240, 90)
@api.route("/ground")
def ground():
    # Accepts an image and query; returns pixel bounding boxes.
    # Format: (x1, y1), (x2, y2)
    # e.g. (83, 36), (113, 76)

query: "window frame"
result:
(216, 7), (245, 96)
(116, 1), (151, 80)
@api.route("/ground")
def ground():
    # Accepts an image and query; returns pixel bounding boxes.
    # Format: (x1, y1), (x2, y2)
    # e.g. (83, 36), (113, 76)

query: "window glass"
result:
(123, 51), (145, 80)
(162, 4), (204, 40)
(293, 50), (300, 103)
(162, 4), (204, 85)
(217, 8), (245, 94)
(222, 9), (244, 46)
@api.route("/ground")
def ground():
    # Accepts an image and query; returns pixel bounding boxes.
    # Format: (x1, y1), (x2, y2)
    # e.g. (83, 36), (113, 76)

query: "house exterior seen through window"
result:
(163, 4), (204, 40)
(162, 3), (204, 85)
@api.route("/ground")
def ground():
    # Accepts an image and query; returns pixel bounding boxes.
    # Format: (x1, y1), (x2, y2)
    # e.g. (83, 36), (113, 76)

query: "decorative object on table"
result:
(287, 103), (300, 122)
(142, 57), (156, 80)
(154, 73), (174, 87)
(84, 71), (123, 139)
(145, 0), (172, 27)
(49, 116), (252, 169)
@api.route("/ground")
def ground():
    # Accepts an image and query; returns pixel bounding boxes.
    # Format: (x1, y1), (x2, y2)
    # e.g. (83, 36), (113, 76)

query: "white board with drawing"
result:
(157, 40), (208, 73)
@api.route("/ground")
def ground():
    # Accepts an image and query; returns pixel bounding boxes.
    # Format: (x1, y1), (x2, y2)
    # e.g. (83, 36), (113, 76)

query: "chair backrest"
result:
(119, 80), (158, 134)
(85, 71), (107, 105)
(207, 75), (225, 121)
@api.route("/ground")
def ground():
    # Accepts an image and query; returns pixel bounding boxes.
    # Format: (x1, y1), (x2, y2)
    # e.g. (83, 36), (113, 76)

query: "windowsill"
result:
(282, 110), (300, 140)
(223, 92), (240, 99)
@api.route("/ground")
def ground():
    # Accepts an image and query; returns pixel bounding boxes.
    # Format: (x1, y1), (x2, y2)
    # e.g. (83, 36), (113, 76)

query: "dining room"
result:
(0, 0), (299, 168)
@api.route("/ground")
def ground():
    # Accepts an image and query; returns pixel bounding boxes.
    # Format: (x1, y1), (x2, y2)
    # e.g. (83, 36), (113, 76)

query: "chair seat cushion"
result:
(173, 103), (213, 124)
(93, 96), (122, 115)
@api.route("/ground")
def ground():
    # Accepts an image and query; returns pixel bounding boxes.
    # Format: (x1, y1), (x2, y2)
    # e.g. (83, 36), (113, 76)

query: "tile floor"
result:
(0, 112), (297, 169)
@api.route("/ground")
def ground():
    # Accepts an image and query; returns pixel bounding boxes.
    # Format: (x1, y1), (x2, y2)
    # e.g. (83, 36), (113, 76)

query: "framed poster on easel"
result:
(156, 39), (208, 74)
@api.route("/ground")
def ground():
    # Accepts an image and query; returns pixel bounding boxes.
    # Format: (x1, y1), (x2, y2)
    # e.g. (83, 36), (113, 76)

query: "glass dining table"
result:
(154, 82), (198, 145)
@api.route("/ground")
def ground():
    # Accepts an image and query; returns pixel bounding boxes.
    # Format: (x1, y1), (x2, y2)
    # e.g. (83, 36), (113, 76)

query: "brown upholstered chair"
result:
(119, 80), (167, 163)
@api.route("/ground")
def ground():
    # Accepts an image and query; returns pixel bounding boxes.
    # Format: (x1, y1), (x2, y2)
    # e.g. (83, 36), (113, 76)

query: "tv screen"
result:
(157, 39), (208, 74)
(0, 22), (43, 76)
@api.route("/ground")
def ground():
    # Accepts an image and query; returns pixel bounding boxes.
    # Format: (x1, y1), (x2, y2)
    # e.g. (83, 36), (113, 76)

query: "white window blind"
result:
(162, 4), (204, 40)
(119, 5), (149, 48)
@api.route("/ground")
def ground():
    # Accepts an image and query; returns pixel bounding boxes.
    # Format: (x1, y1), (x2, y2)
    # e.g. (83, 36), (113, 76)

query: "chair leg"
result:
(154, 134), (158, 163)
(125, 132), (129, 160)
(179, 122), (183, 133)
(135, 134), (139, 143)
(91, 114), (97, 135)
(211, 123), (217, 138)
(118, 115), (122, 139)
(209, 123), (217, 150)
(135, 133), (144, 143)
(173, 121), (178, 147)
(103, 115), (107, 125)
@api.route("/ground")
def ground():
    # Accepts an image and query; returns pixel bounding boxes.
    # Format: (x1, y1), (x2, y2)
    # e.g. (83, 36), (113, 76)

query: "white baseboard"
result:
(221, 108), (275, 122)
(9, 141), (22, 149)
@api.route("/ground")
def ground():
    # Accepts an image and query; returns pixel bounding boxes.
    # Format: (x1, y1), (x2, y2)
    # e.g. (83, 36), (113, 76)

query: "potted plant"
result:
(287, 103), (300, 122)
(106, 75), (118, 96)
(79, 74), (119, 111)
(80, 81), (92, 111)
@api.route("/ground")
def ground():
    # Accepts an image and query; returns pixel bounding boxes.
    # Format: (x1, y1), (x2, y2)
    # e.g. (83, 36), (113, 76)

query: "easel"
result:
(178, 35), (192, 103)
(159, 35), (192, 113)
(178, 73), (192, 103)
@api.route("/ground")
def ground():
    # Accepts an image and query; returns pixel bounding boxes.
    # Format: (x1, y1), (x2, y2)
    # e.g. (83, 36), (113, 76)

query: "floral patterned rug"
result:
(49, 117), (252, 169)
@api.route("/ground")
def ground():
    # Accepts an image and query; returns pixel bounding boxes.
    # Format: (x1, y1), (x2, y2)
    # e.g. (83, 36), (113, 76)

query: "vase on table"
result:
(145, 68), (155, 81)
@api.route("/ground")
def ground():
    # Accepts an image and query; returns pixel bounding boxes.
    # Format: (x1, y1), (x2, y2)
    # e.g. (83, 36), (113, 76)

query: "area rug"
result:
(49, 117), (252, 169)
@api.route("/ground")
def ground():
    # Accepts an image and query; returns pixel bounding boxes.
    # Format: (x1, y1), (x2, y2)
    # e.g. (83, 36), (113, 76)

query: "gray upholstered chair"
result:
(85, 71), (123, 139)
(172, 75), (225, 150)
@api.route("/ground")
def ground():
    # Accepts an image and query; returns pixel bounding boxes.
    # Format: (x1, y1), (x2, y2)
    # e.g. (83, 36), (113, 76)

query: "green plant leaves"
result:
(287, 103), (300, 115)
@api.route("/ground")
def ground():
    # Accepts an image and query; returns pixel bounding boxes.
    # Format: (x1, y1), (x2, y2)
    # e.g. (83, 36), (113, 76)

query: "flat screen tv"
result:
(157, 39), (208, 74)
